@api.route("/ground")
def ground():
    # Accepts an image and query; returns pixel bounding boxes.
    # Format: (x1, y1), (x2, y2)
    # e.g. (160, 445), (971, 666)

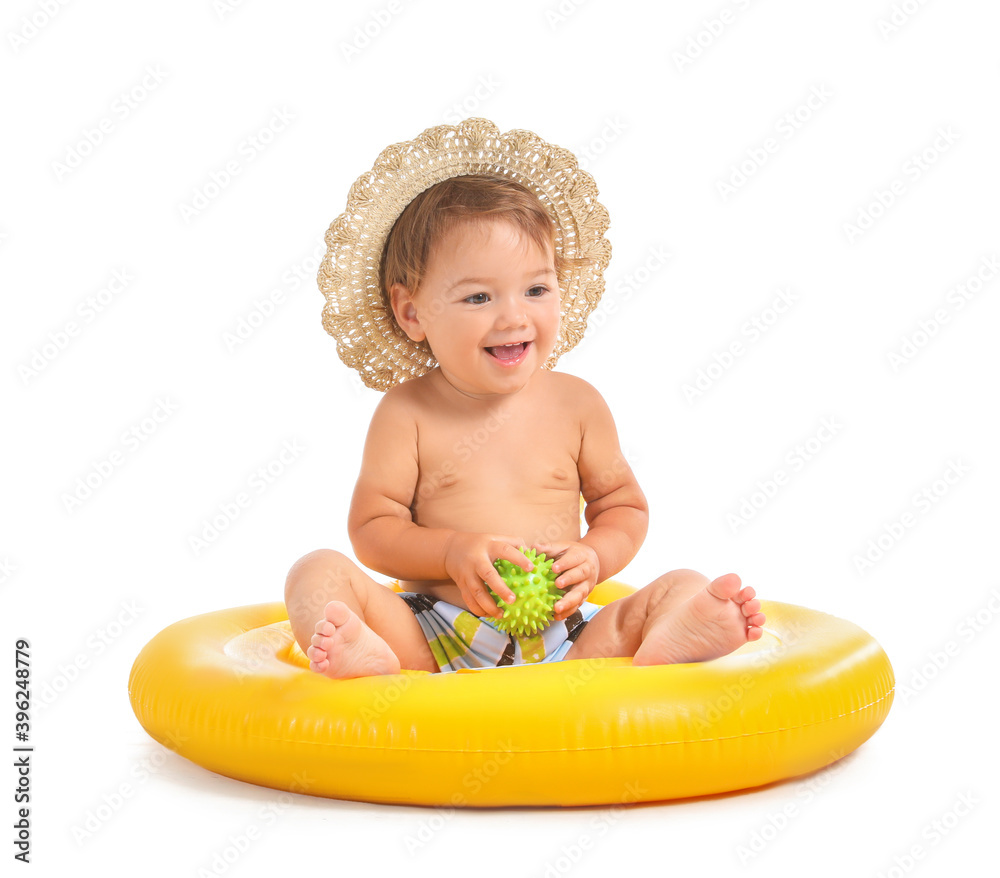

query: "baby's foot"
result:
(633, 574), (765, 666)
(307, 600), (401, 679)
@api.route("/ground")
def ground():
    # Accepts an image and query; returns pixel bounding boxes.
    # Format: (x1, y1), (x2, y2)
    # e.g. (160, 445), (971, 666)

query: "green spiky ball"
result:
(490, 548), (564, 636)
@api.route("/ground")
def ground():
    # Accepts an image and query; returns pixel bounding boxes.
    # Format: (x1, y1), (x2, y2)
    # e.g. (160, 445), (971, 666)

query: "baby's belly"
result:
(400, 489), (581, 612)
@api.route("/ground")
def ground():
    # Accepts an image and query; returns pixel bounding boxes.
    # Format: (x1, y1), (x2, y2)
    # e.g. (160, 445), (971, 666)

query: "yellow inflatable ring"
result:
(128, 583), (894, 807)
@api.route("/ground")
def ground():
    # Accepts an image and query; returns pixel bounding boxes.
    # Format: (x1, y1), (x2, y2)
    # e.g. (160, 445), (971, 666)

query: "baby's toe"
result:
(741, 598), (761, 617)
(324, 600), (353, 627)
(746, 611), (766, 628)
(708, 573), (742, 600)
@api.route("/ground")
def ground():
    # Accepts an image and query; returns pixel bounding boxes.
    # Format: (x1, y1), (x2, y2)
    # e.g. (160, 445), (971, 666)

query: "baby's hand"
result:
(443, 532), (533, 619)
(533, 541), (600, 621)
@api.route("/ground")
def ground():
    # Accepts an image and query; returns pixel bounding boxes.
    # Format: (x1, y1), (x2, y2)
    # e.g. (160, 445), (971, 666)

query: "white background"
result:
(3, 0), (997, 875)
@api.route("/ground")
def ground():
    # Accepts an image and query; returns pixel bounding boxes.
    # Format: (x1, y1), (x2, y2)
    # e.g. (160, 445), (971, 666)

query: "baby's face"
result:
(397, 219), (561, 398)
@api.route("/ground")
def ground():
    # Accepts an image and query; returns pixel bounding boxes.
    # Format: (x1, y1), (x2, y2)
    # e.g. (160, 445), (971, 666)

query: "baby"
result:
(284, 124), (764, 678)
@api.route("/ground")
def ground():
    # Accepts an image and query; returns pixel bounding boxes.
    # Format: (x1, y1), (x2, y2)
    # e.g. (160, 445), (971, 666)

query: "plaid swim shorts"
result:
(398, 592), (603, 672)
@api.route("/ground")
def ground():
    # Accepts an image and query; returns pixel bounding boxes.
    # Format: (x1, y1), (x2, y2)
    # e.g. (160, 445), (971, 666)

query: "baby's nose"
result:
(495, 296), (528, 328)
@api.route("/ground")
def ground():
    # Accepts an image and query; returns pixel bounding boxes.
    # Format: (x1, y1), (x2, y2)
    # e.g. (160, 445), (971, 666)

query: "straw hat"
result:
(317, 117), (611, 392)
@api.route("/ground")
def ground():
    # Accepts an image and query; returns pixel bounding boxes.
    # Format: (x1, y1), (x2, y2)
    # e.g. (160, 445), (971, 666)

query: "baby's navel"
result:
(552, 468), (569, 481)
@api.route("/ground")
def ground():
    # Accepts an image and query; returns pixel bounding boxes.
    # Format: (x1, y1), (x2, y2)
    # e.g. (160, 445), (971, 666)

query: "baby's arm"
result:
(347, 387), (520, 616)
(540, 379), (649, 618)
(347, 387), (442, 576)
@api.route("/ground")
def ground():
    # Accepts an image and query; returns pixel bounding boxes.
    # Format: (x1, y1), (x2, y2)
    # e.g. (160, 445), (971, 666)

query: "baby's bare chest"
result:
(411, 407), (581, 522)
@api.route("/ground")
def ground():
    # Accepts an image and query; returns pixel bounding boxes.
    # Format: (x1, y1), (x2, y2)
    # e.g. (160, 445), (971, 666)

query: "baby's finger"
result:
(480, 595), (504, 619)
(470, 588), (501, 619)
(482, 566), (516, 606)
(535, 543), (574, 575)
(533, 542), (567, 561)
(551, 563), (581, 589)
(553, 586), (586, 620)
(494, 543), (535, 574)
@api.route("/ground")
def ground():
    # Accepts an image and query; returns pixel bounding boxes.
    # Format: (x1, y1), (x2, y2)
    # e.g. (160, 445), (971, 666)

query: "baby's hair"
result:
(380, 174), (580, 304)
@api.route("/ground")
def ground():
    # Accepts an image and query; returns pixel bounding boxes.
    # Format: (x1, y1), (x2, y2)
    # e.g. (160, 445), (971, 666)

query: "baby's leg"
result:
(564, 569), (765, 664)
(284, 549), (437, 678)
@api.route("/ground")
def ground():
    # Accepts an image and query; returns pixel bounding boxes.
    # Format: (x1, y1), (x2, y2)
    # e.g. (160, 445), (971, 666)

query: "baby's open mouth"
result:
(485, 342), (529, 361)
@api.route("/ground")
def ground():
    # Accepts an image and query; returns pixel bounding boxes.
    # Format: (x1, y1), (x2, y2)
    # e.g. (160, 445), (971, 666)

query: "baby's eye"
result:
(526, 286), (548, 297)
(465, 292), (489, 305)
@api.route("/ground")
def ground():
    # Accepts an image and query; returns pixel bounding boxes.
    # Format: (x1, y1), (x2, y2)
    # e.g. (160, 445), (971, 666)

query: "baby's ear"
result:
(389, 283), (426, 342)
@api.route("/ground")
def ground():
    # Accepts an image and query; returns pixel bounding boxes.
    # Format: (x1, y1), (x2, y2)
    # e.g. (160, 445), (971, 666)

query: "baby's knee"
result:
(638, 568), (710, 613)
(284, 549), (355, 601)
(653, 568), (710, 591)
